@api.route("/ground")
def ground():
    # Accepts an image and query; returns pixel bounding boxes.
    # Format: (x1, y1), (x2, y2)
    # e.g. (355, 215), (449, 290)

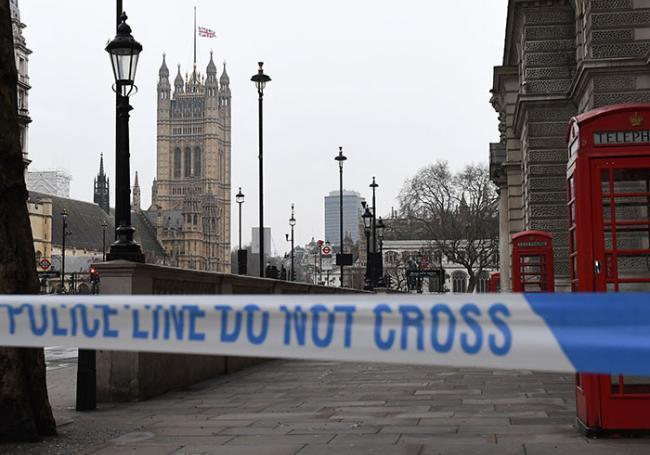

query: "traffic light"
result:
(89, 266), (100, 284)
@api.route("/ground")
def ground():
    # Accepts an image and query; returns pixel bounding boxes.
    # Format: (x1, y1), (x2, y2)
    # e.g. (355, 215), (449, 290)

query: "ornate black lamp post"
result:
(334, 146), (347, 285)
(101, 221), (108, 262)
(105, 12), (144, 263)
(288, 204), (296, 281)
(251, 62), (271, 277)
(60, 209), (68, 292)
(362, 206), (373, 290)
(235, 187), (247, 275)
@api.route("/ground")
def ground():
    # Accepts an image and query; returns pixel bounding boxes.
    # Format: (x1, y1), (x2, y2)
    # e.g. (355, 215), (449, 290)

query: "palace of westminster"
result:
(149, 54), (232, 272)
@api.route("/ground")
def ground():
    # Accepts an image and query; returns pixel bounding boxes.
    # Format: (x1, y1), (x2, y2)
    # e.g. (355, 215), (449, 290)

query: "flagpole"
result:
(193, 6), (197, 82)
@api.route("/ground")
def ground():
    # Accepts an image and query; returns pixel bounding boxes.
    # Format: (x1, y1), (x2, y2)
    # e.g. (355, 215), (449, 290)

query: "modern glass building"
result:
(324, 190), (363, 248)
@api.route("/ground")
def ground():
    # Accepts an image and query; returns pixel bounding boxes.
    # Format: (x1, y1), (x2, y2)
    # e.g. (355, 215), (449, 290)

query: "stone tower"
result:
(151, 52), (231, 272)
(10, 0), (32, 167)
(94, 153), (110, 214)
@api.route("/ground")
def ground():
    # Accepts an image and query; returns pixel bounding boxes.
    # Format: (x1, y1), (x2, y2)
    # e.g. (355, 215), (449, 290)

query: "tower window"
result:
(174, 148), (181, 178)
(194, 147), (202, 177)
(184, 148), (192, 177)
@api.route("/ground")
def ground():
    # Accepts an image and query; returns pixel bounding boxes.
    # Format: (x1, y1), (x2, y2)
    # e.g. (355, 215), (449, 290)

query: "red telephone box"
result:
(488, 272), (501, 293)
(511, 231), (555, 292)
(567, 103), (650, 434)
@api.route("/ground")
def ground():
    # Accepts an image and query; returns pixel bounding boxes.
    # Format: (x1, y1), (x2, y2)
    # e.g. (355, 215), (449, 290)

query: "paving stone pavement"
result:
(2, 359), (650, 454)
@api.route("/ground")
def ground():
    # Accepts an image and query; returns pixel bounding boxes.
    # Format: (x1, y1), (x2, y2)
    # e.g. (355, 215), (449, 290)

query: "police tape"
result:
(0, 293), (649, 375)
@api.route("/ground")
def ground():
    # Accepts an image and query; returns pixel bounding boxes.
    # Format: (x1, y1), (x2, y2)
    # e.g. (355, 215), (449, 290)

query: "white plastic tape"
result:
(1, 293), (649, 375)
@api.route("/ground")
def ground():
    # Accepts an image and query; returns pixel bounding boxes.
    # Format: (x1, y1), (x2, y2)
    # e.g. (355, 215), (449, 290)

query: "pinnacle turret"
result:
(220, 61), (230, 85)
(159, 53), (169, 79)
(207, 51), (217, 74)
(98, 152), (105, 176)
(174, 64), (184, 92)
(133, 171), (141, 211)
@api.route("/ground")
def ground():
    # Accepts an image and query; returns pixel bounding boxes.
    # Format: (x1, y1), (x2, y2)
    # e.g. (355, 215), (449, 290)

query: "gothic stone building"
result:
(149, 53), (231, 272)
(10, 0), (31, 167)
(490, 0), (650, 290)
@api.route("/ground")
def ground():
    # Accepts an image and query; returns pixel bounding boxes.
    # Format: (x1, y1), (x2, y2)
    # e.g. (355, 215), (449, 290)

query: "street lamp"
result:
(235, 187), (247, 275)
(334, 146), (347, 286)
(251, 62), (271, 277)
(376, 217), (386, 287)
(362, 206), (373, 290)
(369, 177), (379, 287)
(101, 221), (108, 262)
(60, 209), (68, 293)
(105, 12), (144, 263)
(288, 204), (296, 281)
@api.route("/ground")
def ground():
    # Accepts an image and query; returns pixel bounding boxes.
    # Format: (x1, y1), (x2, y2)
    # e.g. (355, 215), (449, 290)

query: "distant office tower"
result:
(10, 0), (32, 167)
(324, 190), (363, 247)
(25, 170), (72, 198)
(251, 227), (271, 258)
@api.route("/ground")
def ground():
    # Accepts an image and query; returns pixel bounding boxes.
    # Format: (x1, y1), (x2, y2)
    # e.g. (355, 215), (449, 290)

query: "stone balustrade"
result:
(94, 260), (363, 401)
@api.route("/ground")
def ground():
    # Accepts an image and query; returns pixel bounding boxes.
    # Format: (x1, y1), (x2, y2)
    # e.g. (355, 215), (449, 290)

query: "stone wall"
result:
(95, 261), (361, 401)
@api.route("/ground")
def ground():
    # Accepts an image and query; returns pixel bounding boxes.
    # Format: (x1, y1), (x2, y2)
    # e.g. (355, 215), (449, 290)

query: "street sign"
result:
(322, 245), (332, 255)
(38, 271), (60, 278)
(322, 256), (334, 271)
(406, 269), (440, 278)
(38, 258), (51, 270)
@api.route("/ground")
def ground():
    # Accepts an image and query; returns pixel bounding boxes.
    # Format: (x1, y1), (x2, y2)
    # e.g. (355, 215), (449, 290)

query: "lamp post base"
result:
(107, 225), (145, 263)
(107, 245), (145, 262)
(237, 249), (248, 275)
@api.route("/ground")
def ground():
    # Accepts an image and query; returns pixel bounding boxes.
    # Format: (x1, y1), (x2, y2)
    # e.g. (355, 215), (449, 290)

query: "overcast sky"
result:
(20, 0), (507, 254)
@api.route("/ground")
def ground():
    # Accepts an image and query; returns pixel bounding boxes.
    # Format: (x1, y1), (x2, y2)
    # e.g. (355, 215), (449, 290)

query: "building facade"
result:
(490, 0), (650, 290)
(27, 194), (52, 263)
(10, 0), (31, 167)
(324, 190), (364, 247)
(150, 53), (231, 272)
(382, 240), (498, 294)
(27, 191), (165, 293)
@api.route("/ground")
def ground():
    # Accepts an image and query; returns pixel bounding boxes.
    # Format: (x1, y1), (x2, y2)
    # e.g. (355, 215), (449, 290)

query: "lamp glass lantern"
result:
(105, 12), (143, 97)
(235, 187), (245, 204)
(335, 146), (347, 169)
(362, 207), (373, 231)
(251, 62), (271, 94)
(376, 217), (386, 240)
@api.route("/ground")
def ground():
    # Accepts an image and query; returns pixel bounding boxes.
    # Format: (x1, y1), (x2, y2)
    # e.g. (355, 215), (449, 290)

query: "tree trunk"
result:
(0, 0), (56, 442)
(466, 272), (477, 294)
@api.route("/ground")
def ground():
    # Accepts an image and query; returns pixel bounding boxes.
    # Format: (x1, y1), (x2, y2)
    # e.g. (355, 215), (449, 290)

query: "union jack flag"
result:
(198, 26), (216, 38)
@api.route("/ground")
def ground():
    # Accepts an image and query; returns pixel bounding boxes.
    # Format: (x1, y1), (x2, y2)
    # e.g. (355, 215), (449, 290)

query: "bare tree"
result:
(0, 0), (56, 441)
(399, 161), (499, 292)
